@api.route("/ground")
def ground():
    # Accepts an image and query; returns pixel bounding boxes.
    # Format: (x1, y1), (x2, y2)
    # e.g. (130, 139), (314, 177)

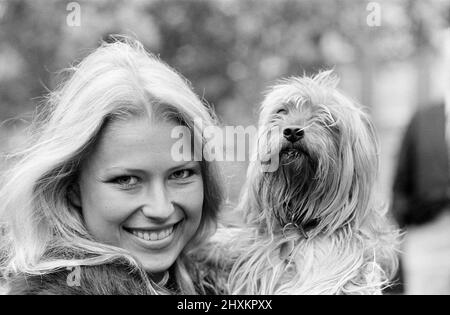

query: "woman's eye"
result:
(170, 169), (193, 180)
(113, 176), (139, 189)
(276, 109), (288, 115)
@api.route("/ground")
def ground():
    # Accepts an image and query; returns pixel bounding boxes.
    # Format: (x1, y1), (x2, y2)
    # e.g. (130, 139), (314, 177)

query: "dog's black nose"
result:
(283, 127), (304, 143)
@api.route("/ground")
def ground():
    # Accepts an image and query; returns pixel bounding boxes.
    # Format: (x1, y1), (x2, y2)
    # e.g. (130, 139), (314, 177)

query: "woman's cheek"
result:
(174, 182), (204, 221)
(92, 187), (137, 223)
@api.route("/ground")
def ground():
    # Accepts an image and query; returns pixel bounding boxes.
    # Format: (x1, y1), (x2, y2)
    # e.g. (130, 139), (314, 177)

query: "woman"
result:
(0, 38), (225, 295)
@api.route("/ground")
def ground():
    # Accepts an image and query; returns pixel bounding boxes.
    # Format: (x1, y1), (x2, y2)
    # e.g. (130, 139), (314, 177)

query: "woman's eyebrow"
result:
(103, 163), (199, 174)
(103, 167), (145, 174)
(167, 161), (200, 172)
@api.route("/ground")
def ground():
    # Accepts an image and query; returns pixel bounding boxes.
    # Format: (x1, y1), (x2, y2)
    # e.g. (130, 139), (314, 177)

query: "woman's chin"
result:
(142, 262), (172, 275)
(136, 251), (178, 275)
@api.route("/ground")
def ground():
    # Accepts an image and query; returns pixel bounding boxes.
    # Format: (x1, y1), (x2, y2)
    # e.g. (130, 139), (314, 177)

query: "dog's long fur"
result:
(227, 71), (399, 295)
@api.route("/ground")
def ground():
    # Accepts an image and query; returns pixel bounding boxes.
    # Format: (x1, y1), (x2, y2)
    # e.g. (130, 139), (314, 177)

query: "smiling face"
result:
(76, 116), (203, 278)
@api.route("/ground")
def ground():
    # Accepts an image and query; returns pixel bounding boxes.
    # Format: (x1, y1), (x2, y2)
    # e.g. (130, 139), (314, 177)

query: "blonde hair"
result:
(0, 38), (223, 294)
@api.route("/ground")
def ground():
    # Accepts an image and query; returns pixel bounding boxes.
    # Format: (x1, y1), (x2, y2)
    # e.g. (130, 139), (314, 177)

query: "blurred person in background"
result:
(391, 30), (450, 293)
(392, 98), (450, 294)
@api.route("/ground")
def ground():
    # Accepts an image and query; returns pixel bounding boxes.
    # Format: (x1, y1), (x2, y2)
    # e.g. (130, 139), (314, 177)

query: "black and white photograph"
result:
(0, 0), (449, 298)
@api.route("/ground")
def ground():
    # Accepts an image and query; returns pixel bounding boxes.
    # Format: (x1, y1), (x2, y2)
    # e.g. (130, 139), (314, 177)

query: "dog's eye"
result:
(276, 109), (288, 115)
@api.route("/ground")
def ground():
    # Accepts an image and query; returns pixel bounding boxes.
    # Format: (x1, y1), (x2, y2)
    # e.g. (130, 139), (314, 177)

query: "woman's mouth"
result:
(123, 221), (182, 248)
(129, 226), (174, 241)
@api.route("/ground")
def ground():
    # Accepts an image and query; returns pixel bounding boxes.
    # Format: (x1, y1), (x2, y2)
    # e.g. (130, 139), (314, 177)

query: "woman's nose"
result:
(140, 183), (175, 221)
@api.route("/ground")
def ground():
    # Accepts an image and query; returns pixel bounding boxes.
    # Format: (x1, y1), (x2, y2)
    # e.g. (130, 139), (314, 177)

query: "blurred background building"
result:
(0, 0), (449, 294)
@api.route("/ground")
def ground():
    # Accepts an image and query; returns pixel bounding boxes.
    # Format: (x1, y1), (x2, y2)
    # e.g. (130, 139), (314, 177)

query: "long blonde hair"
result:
(0, 38), (223, 294)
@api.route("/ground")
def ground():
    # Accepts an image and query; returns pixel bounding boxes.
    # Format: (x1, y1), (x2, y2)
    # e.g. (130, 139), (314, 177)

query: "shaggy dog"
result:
(226, 71), (398, 295)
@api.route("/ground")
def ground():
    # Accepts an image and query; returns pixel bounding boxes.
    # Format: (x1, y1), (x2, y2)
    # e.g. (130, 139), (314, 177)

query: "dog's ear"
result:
(348, 113), (379, 217)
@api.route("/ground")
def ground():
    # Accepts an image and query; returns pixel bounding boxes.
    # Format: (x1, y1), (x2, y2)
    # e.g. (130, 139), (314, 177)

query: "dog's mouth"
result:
(279, 145), (310, 161)
(278, 143), (318, 175)
(279, 149), (300, 162)
(280, 148), (301, 157)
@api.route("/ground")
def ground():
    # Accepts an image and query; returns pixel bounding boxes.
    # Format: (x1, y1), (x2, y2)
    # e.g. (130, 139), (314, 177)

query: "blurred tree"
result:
(0, 0), (66, 119)
(0, 0), (448, 123)
(145, 0), (239, 120)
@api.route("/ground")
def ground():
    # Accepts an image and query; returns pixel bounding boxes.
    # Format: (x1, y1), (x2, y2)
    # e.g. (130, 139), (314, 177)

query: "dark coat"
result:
(6, 250), (230, 295)
(392, 103), (450, 227)
(7, 258), (156, 295)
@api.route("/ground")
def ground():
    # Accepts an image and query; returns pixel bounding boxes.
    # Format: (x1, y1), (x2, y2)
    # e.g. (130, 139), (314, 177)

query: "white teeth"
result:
(129, 224), (177, 242)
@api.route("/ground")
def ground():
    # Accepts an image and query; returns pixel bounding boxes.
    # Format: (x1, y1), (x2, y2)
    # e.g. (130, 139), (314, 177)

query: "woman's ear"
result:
(68, 182), (82, 209)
